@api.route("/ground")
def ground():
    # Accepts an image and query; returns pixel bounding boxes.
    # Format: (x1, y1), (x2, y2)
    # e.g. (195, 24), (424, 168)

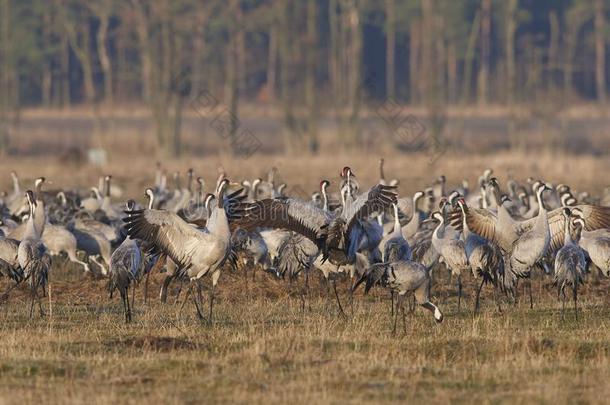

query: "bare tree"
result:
(595, 0), (606, 104)
(88, 0), (115, 106)
(477, 0), (491, 105)
(385, 0), (395, 100)
(62, 1), (96, 103)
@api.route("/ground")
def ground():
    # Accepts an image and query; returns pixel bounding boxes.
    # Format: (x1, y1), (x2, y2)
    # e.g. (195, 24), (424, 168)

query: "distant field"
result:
(6, 107), (610, 158)
(1, 262), (610, 404)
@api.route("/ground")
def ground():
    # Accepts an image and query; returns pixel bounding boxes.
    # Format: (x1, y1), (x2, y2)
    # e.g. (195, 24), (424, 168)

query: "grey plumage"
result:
(17, 190), (51, 318)
(354, 259), (443, 333)
(109, 202), (142, 323)
(124, 179), (241, 322)
(553, 209), (587, 318)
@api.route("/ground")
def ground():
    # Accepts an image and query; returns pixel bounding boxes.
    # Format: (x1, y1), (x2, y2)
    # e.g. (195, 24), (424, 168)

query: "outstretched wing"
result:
(344, 184), (398, 231)
(466, 208), (498, 244)
(518, 205), (610, 255)
(123, 209), (211, 270)
(234, 198), (330, 246)
(274, 233), (319, 280)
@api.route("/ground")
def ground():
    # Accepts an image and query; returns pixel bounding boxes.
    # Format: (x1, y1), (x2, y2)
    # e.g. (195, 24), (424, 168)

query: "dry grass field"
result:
(2, 261), (610, 404)
(0, 126), (608, 403)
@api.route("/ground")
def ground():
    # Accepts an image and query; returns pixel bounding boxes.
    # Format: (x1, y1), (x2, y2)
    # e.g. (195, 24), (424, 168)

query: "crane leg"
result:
(527, 274), (534, 309)
(493, 283), (503, 315)
(191, 285), (205, 321)
(332, 280), (346, 318)
(29, 277), (37, 319)
(36, 287), (44, 317)
(573, 284), (578, 321)
(390, 291), (395, 317)
(179, 284), (192, 316)
(120, 290), (128, 323)
(143, 270), (150, 305)
(457, 275), (462, 314)
(401, 295), (408, 334)
(126, 287), (132, 323)
(208, 272), (220, 325)
(131, 282), (136, 311)
(392, 294), (404, 335)
(160, 274), (175, 303)
(475, 277), (485, 314)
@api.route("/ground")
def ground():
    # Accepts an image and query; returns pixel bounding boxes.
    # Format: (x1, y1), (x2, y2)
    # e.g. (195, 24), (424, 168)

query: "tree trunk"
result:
(133, 2), (152, 104)
(65, 17), (96, 103)
(280, 1), (296, 152)
(61, 30), (71, 107)
(41, 9), (52, 108)
(226, 0), (242, 154)
(305, 0), (318, 153)
(477, 0), (491, 105)
(97, 11), (113, 105)
(548, 10), (559, 90)
(461, 11), (480, 105)
(266, 25), (278, 103)
(505, 0), (517, 105)
(595, 0), (606, 104)
(420, 0), (433, 106)
(385, 0), (395, 100)
(409, 20), (420, 104)
(191, 24), (206, 99)
(505, 0), (518, 150)
(346, 0), (362, 146)
(447, 42), (457, 104)
(329, 0), (339, 106)
(0, 0), (13, 154)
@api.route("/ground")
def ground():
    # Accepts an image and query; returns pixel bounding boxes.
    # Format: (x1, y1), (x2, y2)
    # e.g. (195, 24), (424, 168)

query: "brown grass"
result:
(1, 262), (610, 404)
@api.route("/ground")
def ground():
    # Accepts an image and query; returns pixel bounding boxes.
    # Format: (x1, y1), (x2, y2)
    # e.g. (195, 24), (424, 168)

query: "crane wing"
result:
(517, 205), (610, 255)
(352, 262), (388, 294)
(123, 209), (212, 270)
(275, 233), (318, 279)
(453, 206), (499, 247)
(234, 199), (330, 246)
(344, 184), (397, 231)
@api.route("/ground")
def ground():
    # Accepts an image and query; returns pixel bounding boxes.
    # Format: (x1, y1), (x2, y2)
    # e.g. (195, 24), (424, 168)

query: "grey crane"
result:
(554, 209), (587, 319)
(400, 191), (425, 244)
(124, 178), (241, 322)
(109, 200), (142, 323)
(571, 213), (610, 276)
(455, 196), (504, 313)
(354, 259), (443, 334)
(17, 190), (51, 318)
(430, 211), (469, 312)
(379, 203), (411, 263)
(456, 180), (610, 299)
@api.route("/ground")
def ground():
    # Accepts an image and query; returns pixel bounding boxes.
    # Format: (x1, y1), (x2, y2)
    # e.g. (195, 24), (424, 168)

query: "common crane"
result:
(18, 191), (51, 318)
(124, 178), (242, 323)
(354, 259), (443, 334)
(554, 209), (587, 319)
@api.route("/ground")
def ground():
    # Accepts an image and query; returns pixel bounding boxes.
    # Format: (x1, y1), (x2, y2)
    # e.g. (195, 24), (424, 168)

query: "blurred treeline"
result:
(0, 0), (608, 156)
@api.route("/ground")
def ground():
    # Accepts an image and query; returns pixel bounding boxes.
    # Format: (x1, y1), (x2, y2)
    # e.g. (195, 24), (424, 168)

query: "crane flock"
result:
(0, 160), (609, 333)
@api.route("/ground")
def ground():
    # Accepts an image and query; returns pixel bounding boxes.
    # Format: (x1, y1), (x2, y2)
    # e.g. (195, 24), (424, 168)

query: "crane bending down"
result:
(353, 259), (443, 334)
